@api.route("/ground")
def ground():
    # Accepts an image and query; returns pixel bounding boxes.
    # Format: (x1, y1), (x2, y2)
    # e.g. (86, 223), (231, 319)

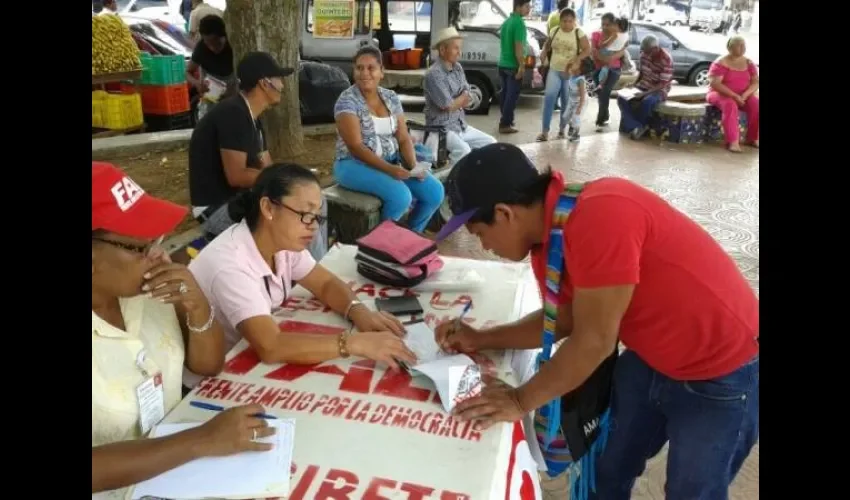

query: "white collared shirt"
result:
(92, 296), (186, 500)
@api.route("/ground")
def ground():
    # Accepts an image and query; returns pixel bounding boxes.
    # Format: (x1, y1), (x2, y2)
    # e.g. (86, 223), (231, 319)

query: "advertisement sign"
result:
(313, 0), (357, 39)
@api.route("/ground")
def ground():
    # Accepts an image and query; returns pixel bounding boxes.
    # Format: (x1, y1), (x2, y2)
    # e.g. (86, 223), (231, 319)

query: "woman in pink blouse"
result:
(707, 36), (759, 152)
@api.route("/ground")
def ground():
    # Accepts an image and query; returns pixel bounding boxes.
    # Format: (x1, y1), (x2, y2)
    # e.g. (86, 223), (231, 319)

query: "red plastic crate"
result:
(137, 83), (190, 116)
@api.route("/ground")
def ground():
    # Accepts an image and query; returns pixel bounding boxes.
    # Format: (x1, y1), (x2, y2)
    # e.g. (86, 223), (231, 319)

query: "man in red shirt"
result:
(434, 143), (759, 499)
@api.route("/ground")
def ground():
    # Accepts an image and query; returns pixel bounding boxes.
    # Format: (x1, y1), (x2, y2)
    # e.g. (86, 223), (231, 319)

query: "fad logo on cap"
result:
(111, 177), (145, 212)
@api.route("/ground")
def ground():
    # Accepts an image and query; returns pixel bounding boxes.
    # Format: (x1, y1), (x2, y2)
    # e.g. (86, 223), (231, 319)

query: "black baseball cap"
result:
(435, 143), (540, 241)
(237, 52), (295, 91)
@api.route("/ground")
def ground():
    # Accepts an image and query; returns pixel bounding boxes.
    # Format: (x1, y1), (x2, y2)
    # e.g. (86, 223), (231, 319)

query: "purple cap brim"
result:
(435, 208), (478, 242)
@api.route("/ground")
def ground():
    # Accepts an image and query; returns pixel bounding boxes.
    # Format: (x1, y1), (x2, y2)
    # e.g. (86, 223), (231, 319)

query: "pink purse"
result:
(355, 221), (444, 287)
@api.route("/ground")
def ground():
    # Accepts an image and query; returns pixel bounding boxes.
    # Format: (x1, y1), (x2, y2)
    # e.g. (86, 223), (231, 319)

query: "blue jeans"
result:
(498, 66), (522, 127)
(592, 350), (759, 500)
(593, 67), (620, 126)
(541, 70), (569, 133)
(333, 155), (444, 233)
(617, 93), (664, 133)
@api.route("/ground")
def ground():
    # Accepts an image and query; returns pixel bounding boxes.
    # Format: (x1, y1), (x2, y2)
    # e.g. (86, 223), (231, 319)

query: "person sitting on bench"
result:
(616, 35), (673, 141)
(423, 27), (496, 166)
(187, 52), (328, 261)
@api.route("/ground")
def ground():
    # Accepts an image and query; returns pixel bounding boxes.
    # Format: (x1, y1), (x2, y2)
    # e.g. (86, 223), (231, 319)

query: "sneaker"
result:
(629, 126), (649, 140)
(595, 122), (607, 133)
(569, 128), (580, 142)
(499, 126), (519, 134)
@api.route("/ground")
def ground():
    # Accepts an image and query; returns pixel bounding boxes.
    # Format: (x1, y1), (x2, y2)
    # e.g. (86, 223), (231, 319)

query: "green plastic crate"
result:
(140, 53), (186, 86)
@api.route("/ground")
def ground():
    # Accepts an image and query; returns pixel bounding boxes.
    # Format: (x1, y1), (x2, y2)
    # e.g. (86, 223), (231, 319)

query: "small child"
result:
(564, 64), (586, 142)
(596, 18), (630, 91)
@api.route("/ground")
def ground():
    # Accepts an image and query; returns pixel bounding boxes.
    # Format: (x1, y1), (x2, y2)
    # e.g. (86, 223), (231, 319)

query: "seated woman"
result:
(707, 35), (759, 152)
(92, 162), (270, 499)
(333, 45), (444, 233)
(183, 163), (417, 389)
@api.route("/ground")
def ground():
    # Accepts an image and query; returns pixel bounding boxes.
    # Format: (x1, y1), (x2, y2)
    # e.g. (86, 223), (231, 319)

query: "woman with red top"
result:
(433, 143), (759, 499)
(707, 36), (760, 152)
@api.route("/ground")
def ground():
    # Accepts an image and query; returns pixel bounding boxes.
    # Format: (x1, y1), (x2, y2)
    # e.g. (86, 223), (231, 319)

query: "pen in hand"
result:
(452, 301), (473, 335)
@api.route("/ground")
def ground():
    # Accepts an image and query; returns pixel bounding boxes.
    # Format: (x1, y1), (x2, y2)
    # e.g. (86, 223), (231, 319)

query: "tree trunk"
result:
(224, 0), (304, 160)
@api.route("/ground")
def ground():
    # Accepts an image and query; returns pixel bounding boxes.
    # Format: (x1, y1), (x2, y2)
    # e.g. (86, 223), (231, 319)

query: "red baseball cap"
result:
(92, 162), (188, 239)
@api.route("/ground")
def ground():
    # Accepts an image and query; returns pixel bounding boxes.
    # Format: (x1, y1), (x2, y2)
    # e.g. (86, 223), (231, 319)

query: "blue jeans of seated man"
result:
(541, 70), (569, 133)
(333, 154), (445, 233)
(617, 93), (664, 134)
(591, 350), (759, 500)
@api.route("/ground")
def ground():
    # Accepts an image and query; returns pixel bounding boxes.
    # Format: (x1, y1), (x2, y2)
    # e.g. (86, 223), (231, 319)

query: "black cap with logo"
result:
(237, 51), (295, 91)
(435, 143), (541, 241)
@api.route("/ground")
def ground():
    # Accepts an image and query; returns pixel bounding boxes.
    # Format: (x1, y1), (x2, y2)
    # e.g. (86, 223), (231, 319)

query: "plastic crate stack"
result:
(92, 90), (144, 131)
(133, 53), (192, 132)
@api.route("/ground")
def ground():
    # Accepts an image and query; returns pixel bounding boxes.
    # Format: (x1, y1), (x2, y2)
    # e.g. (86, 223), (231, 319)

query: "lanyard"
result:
(536, 184), (583, 446)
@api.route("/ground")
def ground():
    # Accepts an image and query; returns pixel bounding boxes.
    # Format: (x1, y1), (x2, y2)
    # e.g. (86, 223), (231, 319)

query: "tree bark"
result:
(224, 0), (304, 159)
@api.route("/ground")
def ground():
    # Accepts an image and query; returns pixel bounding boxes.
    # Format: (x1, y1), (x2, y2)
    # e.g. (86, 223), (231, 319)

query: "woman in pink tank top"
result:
(706, 36), (759, 152)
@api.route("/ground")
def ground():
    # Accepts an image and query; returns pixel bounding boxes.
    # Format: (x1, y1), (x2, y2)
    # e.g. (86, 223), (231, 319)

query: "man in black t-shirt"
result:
(186, 15), (235, 120)
(187, 52), (329, 261)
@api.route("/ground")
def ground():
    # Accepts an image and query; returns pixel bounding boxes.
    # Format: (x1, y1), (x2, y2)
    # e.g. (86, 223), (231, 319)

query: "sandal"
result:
(727, 144), (743, 153)
(536, 133), (548, 142)
(556, 130), (566, 139)
(747, 140), (759, 149)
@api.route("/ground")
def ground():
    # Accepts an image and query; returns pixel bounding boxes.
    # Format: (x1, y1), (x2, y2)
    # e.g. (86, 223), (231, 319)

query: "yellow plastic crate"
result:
(92, 92), (144, 130)
(91, 90), (108, 128)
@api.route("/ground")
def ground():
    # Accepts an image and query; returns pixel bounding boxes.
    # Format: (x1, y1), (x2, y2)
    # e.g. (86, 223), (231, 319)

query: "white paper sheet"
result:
(131, 419), (296, 500)
(410, 162), (432, 177)
(413, 355), (482, 412)
(404, 322), (451, 365)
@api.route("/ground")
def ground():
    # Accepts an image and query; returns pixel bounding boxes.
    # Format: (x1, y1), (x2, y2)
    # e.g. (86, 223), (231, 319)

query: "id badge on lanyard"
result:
(135, 349), (165, 435)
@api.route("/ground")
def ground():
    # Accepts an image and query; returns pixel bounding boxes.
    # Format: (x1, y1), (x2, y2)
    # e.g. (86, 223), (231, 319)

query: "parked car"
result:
(626, 21), (720, 87)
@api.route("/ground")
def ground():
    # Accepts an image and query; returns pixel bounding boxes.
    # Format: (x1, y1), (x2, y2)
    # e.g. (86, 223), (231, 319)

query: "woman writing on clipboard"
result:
(91, 163), (272, 499)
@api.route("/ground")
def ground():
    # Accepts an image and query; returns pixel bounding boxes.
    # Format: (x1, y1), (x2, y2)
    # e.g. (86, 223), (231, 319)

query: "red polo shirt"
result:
(530, 172), (759, 380)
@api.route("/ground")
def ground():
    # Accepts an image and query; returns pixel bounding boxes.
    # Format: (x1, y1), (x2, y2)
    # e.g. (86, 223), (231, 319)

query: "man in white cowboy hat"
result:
(423, 27), (496, 167)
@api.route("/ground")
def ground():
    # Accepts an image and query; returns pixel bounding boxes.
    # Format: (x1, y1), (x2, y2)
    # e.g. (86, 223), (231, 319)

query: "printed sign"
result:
(166, 245), (542, 499)
(313, 0), (357, 39)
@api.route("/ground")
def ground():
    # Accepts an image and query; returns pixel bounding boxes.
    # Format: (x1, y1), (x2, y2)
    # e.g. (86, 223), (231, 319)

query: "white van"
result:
(300, 0), (546, 114)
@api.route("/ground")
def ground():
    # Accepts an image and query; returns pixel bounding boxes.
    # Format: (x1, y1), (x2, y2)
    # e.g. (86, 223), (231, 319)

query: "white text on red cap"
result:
(111, 177), (145, 212)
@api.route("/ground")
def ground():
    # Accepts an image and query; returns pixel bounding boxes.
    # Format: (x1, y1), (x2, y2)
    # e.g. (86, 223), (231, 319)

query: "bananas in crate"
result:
(92, 14), (142, 75)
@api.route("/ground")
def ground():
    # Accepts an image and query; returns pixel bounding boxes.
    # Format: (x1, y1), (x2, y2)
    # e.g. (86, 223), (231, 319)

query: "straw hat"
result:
(431, 27), (464, 49)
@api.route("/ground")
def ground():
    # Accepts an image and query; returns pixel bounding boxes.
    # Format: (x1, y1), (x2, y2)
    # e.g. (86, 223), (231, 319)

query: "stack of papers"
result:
(132, 419), (296, 500)
(403, 322), (484, 412)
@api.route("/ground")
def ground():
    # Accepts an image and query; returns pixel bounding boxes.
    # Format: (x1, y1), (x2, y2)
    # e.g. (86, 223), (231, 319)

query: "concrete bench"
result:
(324, 185), (383, 244)
(324, 164), (453, 243)
(620, 100), (749, 144)
(647, 101), (709, 144)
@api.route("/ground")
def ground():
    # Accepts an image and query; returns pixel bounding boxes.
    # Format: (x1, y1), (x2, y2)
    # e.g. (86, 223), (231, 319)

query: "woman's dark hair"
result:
(229, 163), (320, 231)
(601, 12), (617, 23)
(560, 8), (576, 19)
(468, 169), (554, 225)
(199, 15), (227, 37)
(616, 17), (630, 31)
(556, 0), (569, 10)
(354, 45), (383, 66)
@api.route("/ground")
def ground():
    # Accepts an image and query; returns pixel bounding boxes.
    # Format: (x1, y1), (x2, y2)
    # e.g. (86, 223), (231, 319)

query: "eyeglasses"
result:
(270, 200), (326, 226)
(92, 235), (165, 258)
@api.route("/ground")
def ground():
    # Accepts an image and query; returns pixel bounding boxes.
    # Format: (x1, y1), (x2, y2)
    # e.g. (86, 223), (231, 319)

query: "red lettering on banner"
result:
(222, 348), (261, 376)
(285, 463), (473, 500)
(373, 367), (433, 402)
(317, 469), (359, 499)
(363, 477), (397, 499)
(429, 292), (472, 310)
(194, 378), (483, 443)
(399, 483), (435, 499)
(288, 464), (320, 499)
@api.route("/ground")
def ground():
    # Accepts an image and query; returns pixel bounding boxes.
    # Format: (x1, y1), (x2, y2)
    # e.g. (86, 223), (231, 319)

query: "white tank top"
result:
(371, 115), (397, 157)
